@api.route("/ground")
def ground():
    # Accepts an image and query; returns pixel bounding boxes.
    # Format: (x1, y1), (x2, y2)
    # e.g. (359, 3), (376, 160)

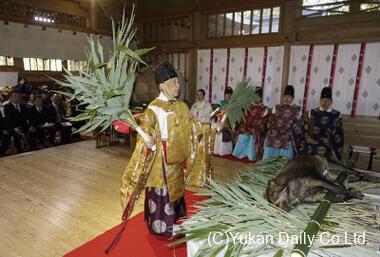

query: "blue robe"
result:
(304, 108), (344, 160)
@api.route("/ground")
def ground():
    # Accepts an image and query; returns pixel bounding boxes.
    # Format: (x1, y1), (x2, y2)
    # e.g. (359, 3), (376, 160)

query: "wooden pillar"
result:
(280, 1), (296, 103)
(281, 42), (291, 104)
(350, 0), (361, 13)
(188, 48), (197, 105)
(90, 0), (98, 30)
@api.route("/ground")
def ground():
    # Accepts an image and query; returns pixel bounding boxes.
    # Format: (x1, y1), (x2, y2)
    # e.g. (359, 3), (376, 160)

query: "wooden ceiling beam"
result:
(13, 0), (90, 17)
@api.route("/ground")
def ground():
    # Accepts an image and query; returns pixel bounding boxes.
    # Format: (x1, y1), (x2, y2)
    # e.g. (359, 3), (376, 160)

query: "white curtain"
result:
(0, 22), (112, 60)
(196, 43), (380, 117)
(331, 43), (361, 115)
(307, 44), (334, 110)
(263, 46), (284, 108)
(0, 72), (18, 89)
(211, 49), (228, 104)
(288, 45), (310, 109)
(227, 48), (245, 89)
(246, 47), (264, 87)
(356, 42), (380, 117)
(196, 49), (211, 102)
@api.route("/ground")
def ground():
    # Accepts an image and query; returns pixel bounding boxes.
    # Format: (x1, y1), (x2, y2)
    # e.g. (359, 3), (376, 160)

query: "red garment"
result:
(266, 104), (302, 149)
(236, 104), (268, 159)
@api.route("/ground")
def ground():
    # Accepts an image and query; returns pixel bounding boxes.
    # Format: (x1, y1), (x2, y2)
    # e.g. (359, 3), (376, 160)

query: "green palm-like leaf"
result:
(175, 158), (380, 257)
(225, 80), (258, 130)
(53, 6), (152, 134)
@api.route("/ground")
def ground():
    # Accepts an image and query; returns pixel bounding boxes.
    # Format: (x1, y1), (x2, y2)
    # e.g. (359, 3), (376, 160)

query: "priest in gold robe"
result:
(120, 62), (202, 237)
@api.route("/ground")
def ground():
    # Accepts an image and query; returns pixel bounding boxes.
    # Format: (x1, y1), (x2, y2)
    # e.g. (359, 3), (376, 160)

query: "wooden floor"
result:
(0, 140), (246, 257)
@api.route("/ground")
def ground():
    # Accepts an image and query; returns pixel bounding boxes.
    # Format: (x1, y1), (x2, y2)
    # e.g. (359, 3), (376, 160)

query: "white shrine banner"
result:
(211, 48), (228, 104)
(331, 43), (361, 115)
(307, 44), (334, 110)
(0, 72), (18, 89)
(227, 48), (245, 89)
(246, 47), (265, 87)
(196, 49), (211, 101)
(356, 42), (380, 117)
(288, 45), (310, 109)
(263, 46), (284, 108)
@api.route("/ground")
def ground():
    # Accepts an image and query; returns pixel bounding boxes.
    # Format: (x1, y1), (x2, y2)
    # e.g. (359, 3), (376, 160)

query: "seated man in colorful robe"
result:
(263, 85), (303, 159)
(232, 87), (268, 161)
(120, 62), (202, 237)
(304, 87), (344, 160)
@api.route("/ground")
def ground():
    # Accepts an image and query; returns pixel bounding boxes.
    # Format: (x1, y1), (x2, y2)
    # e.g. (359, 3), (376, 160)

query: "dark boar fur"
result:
(265, 155), (365, 211)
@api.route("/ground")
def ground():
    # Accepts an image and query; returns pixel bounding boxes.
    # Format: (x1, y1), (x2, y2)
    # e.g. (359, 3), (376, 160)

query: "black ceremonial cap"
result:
(320, 87), (332, 99)
(154, 62), (178, 84)
(284, 85), (295, 97)
(255, 86), (263, 98)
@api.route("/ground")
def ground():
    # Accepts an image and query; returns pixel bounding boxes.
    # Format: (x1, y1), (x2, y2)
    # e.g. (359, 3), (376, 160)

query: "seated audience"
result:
(303, 87), (344, 160)
(214, 87), (234, 156)
(40, 86), (52, 106)
(45, 94), (72, 144)
(232, 87), (268, 161)
(4, 91), (30, 153)
(263, 85), (303, 159)
(28, 95), (50, 149)
(1, 86), (11, 106)
(190, 89), (213, 123)
(0, 110), (11, 156)
(69, 98), (86, 132)
(13, 77), (32, 104)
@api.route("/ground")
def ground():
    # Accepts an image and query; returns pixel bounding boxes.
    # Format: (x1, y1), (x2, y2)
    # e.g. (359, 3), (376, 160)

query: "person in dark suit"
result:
(45, 94), (72, 144)
(13, 77), (32, 104)
(0, 109), (11, 156)
(40, 86), (52, 106)
(28, 95), (49, 149)
(4, 91), (30, 153)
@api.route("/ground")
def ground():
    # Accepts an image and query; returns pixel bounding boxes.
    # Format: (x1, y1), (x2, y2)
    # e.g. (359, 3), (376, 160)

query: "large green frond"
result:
(53, 6), (153, 134)
(225, 80), (258, 130)
(175, 158), (380, 256)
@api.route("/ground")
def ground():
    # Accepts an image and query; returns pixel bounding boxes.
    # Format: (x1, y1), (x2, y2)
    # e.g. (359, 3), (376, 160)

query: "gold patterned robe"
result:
(185, 123), (214, 187)
(120, 97), (203, 209)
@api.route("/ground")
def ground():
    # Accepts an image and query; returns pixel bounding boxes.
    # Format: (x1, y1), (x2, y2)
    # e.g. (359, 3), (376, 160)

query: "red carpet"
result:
(64, 190), (207, 257)
(215, 154), (255, 164)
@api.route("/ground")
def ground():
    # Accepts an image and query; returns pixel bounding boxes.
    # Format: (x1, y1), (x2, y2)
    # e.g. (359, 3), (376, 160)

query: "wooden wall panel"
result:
(342, 116), (380, 170)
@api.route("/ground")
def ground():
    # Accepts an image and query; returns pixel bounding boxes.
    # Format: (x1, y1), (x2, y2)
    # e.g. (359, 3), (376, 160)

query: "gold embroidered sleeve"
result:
(185, 115), (212, 187)
(120, 109), (157, 209)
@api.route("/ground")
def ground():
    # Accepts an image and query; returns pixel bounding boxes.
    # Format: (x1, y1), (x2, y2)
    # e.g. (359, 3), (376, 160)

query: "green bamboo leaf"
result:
(135, 47), (155, 56)
(117, 45), (146, 64)
(68, 113), (93, 122)
(225, 80), (258, 130)
(209, 245), (226, 257)
(52, 6), (146, 134)
(100, 107), (122, 115)
(273, 249), (284, 257)
(224, 244), (236, 257)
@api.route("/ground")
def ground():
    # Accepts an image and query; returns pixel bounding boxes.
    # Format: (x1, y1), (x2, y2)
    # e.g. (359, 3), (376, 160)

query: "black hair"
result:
(33, 95), (43, 101)
(10, 90), (21, 96)
(224, 86), (233, 96)
(284, 85), (295, 98)
(197, 89), (206, 96)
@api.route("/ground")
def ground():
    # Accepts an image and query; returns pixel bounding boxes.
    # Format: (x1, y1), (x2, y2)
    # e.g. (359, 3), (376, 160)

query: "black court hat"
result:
(154, 62), (178, 84)
(320, 87), (332, 100)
